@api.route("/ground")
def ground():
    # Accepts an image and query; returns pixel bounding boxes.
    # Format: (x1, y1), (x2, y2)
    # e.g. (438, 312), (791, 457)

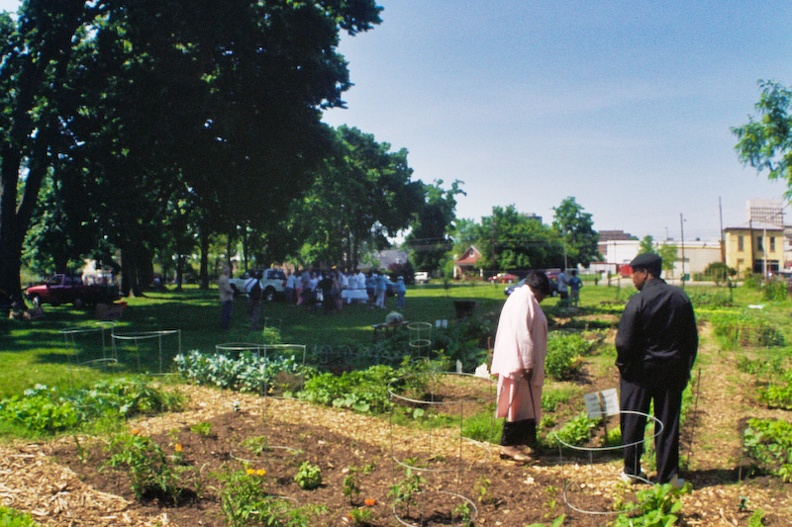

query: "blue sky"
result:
(3, 1), (791, 242)
(321, 1), (792, 242)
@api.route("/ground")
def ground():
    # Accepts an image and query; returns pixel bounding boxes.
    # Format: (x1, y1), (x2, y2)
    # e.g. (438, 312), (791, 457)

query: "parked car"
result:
(488, 272), (517, 284)
(25, 274), (118, 307)
(230, 269), (287, 302)
(414, 271), (430, 284)
(504, 271), (559, 297)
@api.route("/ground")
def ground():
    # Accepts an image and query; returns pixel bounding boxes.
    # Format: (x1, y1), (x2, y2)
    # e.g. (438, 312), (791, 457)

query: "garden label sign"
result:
(584, 388), (619, 418)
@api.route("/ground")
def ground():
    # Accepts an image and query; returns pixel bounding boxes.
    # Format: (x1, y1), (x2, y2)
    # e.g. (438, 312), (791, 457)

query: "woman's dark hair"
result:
(525, 271), (552, 295)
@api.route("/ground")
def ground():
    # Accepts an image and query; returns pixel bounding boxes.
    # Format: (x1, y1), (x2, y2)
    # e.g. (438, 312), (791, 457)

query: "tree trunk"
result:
(199, 229), (210, 290)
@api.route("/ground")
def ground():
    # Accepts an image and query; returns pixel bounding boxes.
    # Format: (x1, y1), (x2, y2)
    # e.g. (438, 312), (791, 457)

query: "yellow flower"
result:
(256, 469), (266, 477)
(130, 429), (140, 435)
(175, 443), (183, 452)
(246, 468), (256, 475)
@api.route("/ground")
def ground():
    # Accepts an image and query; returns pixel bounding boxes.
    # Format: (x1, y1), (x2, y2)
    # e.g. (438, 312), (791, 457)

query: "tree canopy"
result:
(733, 80), (792, 198)
(551, 197), (600, 268)
(0, 0), (383, 300)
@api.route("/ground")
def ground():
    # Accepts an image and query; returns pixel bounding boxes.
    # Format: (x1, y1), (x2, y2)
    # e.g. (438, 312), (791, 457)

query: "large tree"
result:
(286, 125), (424, 269)
(458, 205), (563, 273)
(733, 80), (792, 197)
(0, 0), (382, 300)
(405, 179), (465, 274)
(551, 196), (600, 268)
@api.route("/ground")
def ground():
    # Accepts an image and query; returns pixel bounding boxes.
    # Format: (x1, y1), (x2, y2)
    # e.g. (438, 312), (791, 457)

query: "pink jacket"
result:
(490, 284), (548, 386)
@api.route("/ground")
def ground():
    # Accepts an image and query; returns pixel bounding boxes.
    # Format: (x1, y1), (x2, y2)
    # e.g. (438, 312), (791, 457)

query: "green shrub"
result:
(545, 332), (591, 381)
(743, 418), (792, 482)
(174, 350), (306, 394)
(0, 506), (40, 527)
(294, 461), (322, 490)
(0, 379), (184, 436)
(104, 432), (192, 503)
(546, 414), (598, 447)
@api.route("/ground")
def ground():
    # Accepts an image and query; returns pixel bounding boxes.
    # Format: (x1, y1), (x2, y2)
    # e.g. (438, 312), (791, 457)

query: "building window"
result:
(757, 237), (764, 252)
(770, 236), (776, 252)
(738, 235), (744, 251)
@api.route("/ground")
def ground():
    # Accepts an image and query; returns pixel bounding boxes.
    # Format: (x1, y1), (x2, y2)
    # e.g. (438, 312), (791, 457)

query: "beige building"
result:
(724, 223), (785, 276)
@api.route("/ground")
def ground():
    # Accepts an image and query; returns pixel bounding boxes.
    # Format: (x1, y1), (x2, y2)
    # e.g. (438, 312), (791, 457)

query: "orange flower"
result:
(364, 498), (376, 507)
(175, 443), (183, 452)
(130, 429), (140, 435)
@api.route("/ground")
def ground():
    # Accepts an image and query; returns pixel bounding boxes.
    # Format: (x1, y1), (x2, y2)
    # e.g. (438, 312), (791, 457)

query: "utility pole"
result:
(680, 213), (686, 288)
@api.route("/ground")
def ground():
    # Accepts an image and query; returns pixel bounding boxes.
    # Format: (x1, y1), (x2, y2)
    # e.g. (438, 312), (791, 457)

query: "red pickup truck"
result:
(25, 274), (118, 307)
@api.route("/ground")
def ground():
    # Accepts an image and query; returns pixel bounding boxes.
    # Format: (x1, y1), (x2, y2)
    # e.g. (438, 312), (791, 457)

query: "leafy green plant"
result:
(294, 461), (322, 490)
(743, 418), (792, 482)
(0, 379), (184, 436)
(452, 500), (473, 526)
(389, 458), (426, 518)
(174, 350), (305, 394)
(190, 421), (213, 437)
(527, 514), (566, 527)
(0, 506), (40, 527)
(757, 370), (792, 410)
(748, 508), (766, 527)
(545, 332), (591, 381)
(104, 432), (192, 503)
(343, 466), (362, 504)
(612, 482), (689, 526)
(546, 414), (598, 447)
(346, 507), (374, 525)
(216, 468), (325, 527)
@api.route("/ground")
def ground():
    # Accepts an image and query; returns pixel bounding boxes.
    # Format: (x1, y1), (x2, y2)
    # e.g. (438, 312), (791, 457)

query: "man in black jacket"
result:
(615, 252), (698, 488)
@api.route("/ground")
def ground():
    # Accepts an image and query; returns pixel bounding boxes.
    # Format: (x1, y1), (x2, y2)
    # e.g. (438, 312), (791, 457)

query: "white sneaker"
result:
(668, 475), (686, 490)
(620, 471), (647, 484)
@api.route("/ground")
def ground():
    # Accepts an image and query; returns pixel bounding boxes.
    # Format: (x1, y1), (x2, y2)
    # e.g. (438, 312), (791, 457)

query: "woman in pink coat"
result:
(491, 271), (551, 462)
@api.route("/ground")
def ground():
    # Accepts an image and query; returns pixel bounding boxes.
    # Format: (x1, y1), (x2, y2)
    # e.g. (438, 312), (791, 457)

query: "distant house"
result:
(724, 223), (785, 276)
(453, 246), (483, 279)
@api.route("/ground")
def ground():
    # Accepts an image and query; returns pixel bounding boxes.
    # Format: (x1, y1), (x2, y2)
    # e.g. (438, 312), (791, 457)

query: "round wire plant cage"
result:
(217, 344), (307, 464)
(388, 371), (494, 526)
(111, 329), (181, 375)
(551, 410), (665, 516)
(60, 321), (118, 370)
(392, 490), (478, 527)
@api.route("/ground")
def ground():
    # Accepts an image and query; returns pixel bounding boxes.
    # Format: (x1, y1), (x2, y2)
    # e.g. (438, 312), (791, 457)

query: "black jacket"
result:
(615, 278), (698, 388)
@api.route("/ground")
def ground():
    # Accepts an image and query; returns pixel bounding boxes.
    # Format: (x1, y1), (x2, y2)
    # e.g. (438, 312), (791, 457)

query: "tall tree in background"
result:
(0, 1), (87, 302)
(287, 126), (423, 269)
(551, 197), (600, 268)
(478, 205), (562, 272)
(638, 235), (655, 254)
(406, 179), (465, 273)
(733, 80), (792, 198)
(0, 0), (382, 300)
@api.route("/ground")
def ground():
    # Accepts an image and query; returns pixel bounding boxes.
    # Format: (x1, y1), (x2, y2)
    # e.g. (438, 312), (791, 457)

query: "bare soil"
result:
(1, 325), (791, 526)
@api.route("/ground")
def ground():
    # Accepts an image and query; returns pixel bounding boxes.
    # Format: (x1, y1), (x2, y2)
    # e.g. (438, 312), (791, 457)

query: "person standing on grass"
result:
(568, 269), (583, 307)
(218, 266), (235, 330)
(557, 267), (569, 306)
(395, 276), (407, 309)
(245, 270), (263, 330)
(490, 271), (552, 463)
(615, 252), (698, 489)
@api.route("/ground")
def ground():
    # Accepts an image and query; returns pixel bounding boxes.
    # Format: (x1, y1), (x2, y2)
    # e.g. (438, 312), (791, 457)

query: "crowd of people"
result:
(286, 268), (406, 312)
(218, 267), (408, 330)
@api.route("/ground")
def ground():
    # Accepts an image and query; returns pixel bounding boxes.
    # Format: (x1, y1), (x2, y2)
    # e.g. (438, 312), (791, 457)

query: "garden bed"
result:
(1, 381), (790, 526)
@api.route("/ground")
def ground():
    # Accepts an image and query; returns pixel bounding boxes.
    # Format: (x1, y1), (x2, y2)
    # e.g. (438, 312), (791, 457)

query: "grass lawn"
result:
(0, 278), (789, 401)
